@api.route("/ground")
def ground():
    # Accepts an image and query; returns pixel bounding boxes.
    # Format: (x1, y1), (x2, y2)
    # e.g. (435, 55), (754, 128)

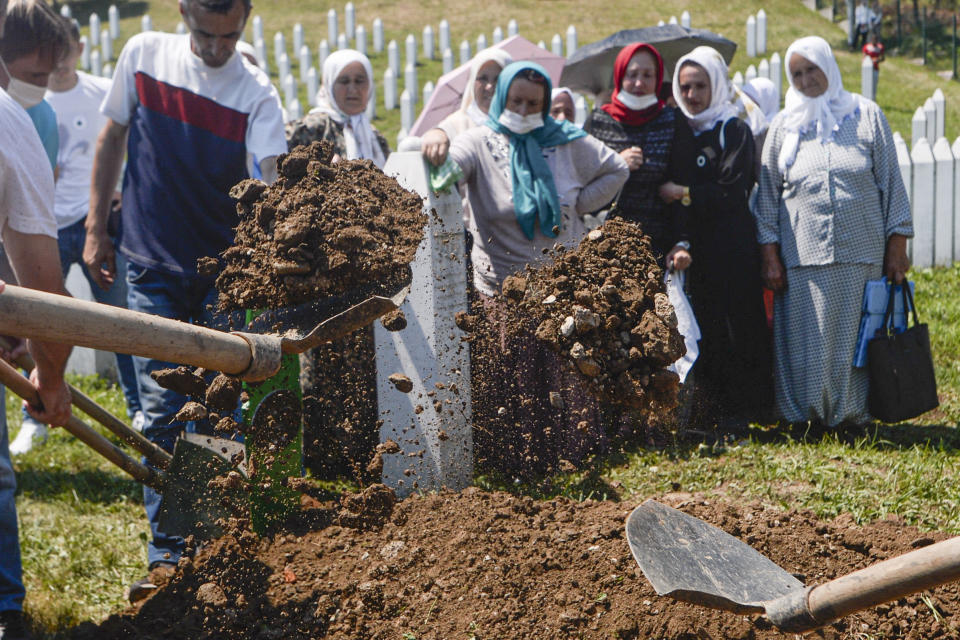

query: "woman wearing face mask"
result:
(756, 36), (911, 427)
(421, 48), (512, 167)
(285, 49), (390, 479)
(286, 49), (389, 167)
(584, 43), (693, 267)
(659, 46), (772, 427)
(449, 61), (628, 474)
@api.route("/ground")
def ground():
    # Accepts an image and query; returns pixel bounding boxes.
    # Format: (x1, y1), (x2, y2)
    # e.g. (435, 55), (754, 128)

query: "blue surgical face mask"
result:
(498, 109), (544, 135)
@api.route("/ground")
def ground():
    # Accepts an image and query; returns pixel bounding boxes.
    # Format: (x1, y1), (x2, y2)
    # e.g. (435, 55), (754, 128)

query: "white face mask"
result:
(0, 55), (46, 109)
(498, 109), (544, 135)
(617, 89), (659, 112)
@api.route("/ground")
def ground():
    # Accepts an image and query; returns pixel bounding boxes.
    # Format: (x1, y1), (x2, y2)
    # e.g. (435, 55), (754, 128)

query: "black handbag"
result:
(867, 281), (939, 423)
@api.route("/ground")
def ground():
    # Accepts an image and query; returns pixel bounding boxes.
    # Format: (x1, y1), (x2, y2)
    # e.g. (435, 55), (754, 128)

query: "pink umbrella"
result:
(409, 35), (566, 137)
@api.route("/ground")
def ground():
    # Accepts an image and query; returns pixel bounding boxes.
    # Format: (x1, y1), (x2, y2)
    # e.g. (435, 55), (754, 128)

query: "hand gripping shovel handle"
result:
(0, 357), (164, 491)
(767, 536), (960, 632)
(0, 338), (171, 470)
(0, 285), (281, 381)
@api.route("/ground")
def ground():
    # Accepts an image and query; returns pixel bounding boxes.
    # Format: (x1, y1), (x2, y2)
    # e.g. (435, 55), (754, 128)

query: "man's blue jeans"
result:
(0, 385), (25, 612)
(125, 262), (237, 567)
(57, 218), (141, 416)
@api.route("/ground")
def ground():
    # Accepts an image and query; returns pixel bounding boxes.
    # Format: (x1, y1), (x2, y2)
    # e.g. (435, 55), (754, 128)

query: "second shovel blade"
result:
(157, 434), (247, 541)
(626, 500), (804, 613)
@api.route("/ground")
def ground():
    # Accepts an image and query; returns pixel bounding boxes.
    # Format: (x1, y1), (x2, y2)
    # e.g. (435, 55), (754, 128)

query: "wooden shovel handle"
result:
(0, 285), (253, 375)
(0, 357), (163, 490)
(0, 339), (172, 469)
(807, 536), (960, 625)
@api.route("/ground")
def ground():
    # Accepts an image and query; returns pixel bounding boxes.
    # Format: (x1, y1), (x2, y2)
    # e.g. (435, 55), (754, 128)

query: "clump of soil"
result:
(214, 141), (426, 311)
(150, 366), (207, 399)
(486, 219), (685, 413)
(76, 490), (960, 639)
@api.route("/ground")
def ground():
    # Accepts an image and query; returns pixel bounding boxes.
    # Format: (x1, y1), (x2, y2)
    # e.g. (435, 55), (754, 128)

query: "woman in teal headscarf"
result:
(449, 61), (628, 475)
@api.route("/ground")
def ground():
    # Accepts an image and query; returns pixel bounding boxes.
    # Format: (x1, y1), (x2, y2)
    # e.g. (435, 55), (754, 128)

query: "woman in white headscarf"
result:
(285, 49), (389, 167)
(659, 46), (772, 426)
(421, 48), (512, 166)
(755, 36), (912, 427)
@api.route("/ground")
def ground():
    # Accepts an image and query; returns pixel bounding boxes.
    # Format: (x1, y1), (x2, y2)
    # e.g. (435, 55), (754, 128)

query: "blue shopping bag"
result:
(853, 279), (914, 368)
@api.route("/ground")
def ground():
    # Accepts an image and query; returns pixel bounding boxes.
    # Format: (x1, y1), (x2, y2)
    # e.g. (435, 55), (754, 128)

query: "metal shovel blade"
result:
(625, 500), (804, 613)
(157, 433), (247, 541)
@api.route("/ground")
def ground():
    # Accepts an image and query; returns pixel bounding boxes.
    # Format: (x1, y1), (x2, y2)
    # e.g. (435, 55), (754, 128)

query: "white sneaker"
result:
(9, 416), (48, 455)
(131, 410), (145, 432)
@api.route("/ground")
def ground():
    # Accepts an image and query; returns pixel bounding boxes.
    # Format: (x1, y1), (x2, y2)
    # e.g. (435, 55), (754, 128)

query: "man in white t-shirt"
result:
(0, 0), (73, 636)
(83, 0), (286, 602)
(22, 18), (143, 455)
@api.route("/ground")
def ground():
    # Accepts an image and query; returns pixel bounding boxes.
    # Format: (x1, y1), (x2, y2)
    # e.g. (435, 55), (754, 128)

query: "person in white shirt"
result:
(0, 0), (73, 636)
(853, 0), (871, 50)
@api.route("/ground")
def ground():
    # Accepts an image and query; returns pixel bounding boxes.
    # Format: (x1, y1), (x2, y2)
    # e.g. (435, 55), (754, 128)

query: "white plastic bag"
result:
(665, 270), (700, 384)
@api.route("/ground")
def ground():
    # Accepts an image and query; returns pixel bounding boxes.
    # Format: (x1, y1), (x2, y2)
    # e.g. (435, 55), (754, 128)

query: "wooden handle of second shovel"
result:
(0, 285), (253, 375)
(0, 358), (164, 490)
(804, 536), (960, 627)
(0, 338), (172, 469)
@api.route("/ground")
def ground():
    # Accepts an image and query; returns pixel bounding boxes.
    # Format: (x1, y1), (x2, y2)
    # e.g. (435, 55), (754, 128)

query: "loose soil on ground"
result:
(74, 488), (960, 639)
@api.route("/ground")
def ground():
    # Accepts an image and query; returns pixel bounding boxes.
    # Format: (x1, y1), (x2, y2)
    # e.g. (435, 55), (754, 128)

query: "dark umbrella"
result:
(560, 25), (738, 97)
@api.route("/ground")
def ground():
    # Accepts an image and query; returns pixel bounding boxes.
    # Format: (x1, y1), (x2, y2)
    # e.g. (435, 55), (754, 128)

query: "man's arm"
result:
(2, 227), (72, 426)
(83, 118), (128, 290)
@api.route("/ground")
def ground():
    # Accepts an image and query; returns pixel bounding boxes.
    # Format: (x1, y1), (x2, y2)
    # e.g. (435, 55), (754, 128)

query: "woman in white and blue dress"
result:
(755, 36), (913, 426)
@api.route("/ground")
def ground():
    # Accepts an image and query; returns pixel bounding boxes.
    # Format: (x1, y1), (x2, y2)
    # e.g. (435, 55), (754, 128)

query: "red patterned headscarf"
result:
(601, 42), (665, 127)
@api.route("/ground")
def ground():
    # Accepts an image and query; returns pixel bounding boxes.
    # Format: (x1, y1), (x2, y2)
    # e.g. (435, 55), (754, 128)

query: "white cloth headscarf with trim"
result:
(742, 77), (781, 122)
(672, 46), (741, 134)
(778, 36), (864, 173)
(313, 49), (385, 168)
(460, 48), (513, 126)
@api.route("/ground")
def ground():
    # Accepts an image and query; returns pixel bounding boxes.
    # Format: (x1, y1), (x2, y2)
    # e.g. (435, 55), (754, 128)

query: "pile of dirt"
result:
(75, 489), (960, 639)
(464, 218), (685, 414)
(213, 141), (425, 311)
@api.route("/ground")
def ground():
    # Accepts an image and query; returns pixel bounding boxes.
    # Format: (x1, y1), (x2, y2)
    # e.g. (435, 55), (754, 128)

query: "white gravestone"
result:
(400, 89), (414, 131)
(911, 138), (934, 268)
(293, 23), (304, 56)
(551, 34), (563, 56)
(345, 2), (356, 41)
(746, 15), (757, 57)
(101, 30), (112, 61)
(423, 80), (434, 106)
(255, 38), (268, 71)
(933, 89), (945, 140)
(745, 64), (757, 82)
(861, 56), (875, 101)
(406, 33), (417, 68)
(388, 39), (400, 75)
(758, 58), (770, 80)
(176, 22), (186, 35)
(318, 40), (330, 67)
(90, 13), (100, 46)
(439, 20), (450, 54)
(306, 67), (318, 106)
(327, 9), (338, 47)
(404, 63), (418, 105)
(90, 49), (102, 77)
(373, 18), (384, 53)
(953, 137), (960, 263)
(80, 35), (90, 70)
(460, 40), (471, 66)
(423, 25), (434, 60)
(681, 10), (691, 28)
(893, 132), (913, 261)
(770, 52), (782, 103)
(141, 14), (152, 32)
(669, 15), (678, 25)
(476, 33), (487, 52)
(278, 53), (291, 83)
(287, 98), (302, 122)
(356, 25), (367, 57)
(442, 48), (454, 75)
(924, 98), (936, 145)
(493, 26), (503, 45)
(757, 9), (767, 54)
(108, 5), (120, 39)
(60, 4), (71, 18)
(102, 64), (112, 79)
(378, 153), (472, 497)
(508, 19), (518, 37)
(366, 81), (376, 119)
(732, 71), (744, 90)
(337, 33), (348, 51)
(299, 45), (311, 82)
(274, 32), (286, 68)
(911, 108), (926, 150)
(932, 137), (954, 266)
(566, 25), (577, 56)
(252, 15), (264, 43)
(384, 67), (397, 110)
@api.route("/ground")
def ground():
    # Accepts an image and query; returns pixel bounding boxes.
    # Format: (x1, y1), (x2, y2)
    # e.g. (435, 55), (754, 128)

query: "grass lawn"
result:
(64, 0), (960, 143)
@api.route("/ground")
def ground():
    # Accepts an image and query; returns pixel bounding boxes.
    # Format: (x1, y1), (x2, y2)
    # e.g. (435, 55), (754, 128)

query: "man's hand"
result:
(883, 234), (910, 284)
(421, 128), (450, 167)
(665, 244), (692, 271)
(83, 228), (116, 290)
(27, 367), (71, 427)
(658, 181), (685, 204)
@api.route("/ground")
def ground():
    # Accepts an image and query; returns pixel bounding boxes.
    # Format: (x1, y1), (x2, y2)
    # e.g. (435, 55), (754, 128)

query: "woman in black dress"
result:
(583, 43), (691, 269)
(659, 46), (772, 426)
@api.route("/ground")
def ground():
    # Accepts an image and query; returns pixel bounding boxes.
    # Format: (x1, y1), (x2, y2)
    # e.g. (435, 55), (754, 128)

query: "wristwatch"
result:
(680, 186), (692, 207)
